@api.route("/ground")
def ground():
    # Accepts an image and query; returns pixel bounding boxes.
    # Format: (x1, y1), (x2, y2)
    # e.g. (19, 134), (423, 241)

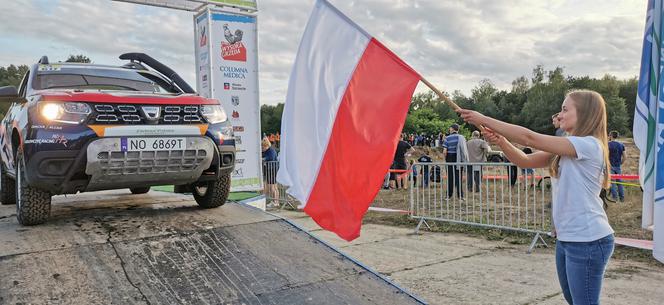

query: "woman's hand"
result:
(458, 109), (488, 127)
(483, 127), (505, 145)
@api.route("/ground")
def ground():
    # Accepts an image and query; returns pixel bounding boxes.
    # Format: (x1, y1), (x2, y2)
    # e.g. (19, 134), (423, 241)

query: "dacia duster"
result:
(0, 53), (235, 225)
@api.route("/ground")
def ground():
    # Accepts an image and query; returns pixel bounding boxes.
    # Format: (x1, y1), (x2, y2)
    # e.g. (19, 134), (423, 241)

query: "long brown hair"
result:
(549, 90), (611, 189)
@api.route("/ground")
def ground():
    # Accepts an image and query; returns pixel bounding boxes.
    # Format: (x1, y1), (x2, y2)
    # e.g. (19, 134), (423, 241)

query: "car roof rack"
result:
(122, 61), (149, 71)
(38, 56), (49, 65)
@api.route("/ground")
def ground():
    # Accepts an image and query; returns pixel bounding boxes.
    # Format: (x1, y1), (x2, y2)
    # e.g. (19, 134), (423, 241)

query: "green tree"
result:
(521, 66), (568, 134)
(605, 96), (630, 135)
(0, 64), (29, 87)
(260, 103), (284, 135)
(0, 64), (29, 118)
(531, 65), (544, 85)
(470, 79), (500, 119)
(618, 77), (638, 134)
(404, 108), (446, 135)
(65, 54), (91, 63)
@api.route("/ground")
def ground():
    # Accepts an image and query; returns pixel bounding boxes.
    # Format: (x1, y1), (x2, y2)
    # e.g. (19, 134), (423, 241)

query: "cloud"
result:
(0, 0), (646, 105)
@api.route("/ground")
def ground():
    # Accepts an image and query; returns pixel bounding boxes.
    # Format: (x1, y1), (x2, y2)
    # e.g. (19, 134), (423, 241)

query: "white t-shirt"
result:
(552, 136), (614, 242)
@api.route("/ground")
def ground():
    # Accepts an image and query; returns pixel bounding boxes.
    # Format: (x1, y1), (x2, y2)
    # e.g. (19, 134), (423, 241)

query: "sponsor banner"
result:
(194, 11), (212, 98)
(206, 10), (261, 191)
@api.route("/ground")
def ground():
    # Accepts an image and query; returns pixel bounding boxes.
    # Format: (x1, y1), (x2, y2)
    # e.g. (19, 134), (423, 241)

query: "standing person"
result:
(466, 130), (490, 192)
(417, 153), (433, 188)
(443, 124), (467, 200)
(410, 160), (417, 187)
(608, 131), (626, 202)
(390, 134), (413, 189)
(460, 90), (614, 305)
(521, 147), (535, 189)
(262, 138), (280, 208)
(553, 113), (565, 136)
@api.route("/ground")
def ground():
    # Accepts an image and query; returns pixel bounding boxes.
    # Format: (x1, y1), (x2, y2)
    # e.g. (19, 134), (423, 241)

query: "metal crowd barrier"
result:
(262, 160), (298, 209)
(410, 161), (553, 253)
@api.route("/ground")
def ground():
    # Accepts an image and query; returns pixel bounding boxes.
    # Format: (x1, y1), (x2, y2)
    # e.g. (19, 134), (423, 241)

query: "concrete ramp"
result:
(0, 190), (424, 305)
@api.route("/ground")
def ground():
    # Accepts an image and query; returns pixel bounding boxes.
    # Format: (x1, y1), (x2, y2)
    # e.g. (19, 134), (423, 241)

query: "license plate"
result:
(120, 137), (186, 151)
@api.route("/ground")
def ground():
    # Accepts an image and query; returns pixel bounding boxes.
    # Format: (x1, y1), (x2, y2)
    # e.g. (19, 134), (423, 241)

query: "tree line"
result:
(262, 65), (637, 138)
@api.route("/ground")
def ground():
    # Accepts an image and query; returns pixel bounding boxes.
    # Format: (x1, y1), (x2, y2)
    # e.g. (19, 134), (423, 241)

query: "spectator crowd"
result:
(385, 119), (629, 202)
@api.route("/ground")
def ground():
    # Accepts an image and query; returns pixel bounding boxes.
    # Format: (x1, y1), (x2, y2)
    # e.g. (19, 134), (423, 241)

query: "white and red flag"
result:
(277, 0), (420, 241)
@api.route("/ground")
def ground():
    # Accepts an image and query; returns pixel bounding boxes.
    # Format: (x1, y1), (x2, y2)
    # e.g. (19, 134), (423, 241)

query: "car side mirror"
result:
(0, 86), (19, 103)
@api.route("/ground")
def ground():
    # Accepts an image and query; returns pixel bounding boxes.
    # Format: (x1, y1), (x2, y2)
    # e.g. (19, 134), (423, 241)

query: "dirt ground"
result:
(274, 209), (664, 305)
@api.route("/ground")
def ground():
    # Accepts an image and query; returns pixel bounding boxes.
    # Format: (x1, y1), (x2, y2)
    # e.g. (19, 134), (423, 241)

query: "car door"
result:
(1, 70), (30, 173)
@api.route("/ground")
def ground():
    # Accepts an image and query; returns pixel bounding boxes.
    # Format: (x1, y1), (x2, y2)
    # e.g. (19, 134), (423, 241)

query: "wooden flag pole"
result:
(421, 77), (487, 132)
(420, 77), (462, 112)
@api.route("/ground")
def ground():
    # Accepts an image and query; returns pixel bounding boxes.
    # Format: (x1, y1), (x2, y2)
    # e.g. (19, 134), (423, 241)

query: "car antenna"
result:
(38, 56), (49, 65)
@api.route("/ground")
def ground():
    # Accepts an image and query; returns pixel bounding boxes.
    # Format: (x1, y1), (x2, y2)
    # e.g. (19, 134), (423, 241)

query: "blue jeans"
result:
(556, 234), (614, 305)
(609, 167), (624, 201)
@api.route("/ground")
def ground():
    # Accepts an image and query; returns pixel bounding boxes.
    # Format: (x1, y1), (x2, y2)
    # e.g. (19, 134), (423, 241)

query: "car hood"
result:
(34, 90), (219, 105)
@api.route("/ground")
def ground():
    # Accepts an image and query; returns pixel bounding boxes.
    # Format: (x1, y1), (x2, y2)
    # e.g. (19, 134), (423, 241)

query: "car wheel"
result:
(0, 164), (16, 205)
(192, 172), (230, 208)
(129, 187), (151, 194)
(15, 150), (51, 225)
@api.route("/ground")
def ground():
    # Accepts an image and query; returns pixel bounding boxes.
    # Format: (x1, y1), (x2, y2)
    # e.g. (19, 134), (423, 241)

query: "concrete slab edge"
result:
(233, 194), (266, 211)
(263, 209), (429, 305)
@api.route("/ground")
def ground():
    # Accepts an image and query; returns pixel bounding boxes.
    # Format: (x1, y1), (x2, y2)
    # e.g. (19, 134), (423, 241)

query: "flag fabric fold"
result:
(277, 0), (420, 241)
(635, 0), (663, 263)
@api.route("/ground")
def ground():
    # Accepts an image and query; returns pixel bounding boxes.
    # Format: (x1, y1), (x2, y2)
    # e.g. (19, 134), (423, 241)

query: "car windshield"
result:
(33, 68), (178, 93)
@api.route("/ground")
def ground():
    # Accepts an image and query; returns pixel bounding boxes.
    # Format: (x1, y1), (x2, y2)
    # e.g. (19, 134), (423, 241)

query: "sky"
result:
(0, 0), (648, 105)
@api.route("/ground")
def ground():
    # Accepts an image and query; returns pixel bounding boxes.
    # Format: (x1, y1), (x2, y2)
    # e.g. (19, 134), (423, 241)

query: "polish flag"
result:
(277, 0), (420, 241)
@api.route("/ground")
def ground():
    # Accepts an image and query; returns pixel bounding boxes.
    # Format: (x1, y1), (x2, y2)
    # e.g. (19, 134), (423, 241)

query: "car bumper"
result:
(24, 137), (235, 194)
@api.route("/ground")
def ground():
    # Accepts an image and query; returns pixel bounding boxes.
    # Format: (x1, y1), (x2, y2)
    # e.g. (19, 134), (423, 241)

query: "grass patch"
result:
(151, 185), (260, 202)
(151, 185), (174, 192)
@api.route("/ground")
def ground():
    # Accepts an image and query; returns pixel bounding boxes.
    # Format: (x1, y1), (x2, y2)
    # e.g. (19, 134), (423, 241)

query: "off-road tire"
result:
(129, 187), (151, 194)
(0, 164), (16, 205)
(15, 151), (51, 225)
(192, 173), (230, 208)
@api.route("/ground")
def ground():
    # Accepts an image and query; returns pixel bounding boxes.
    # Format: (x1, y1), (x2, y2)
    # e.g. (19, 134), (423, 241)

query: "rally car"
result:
(0, 53), (235, 225)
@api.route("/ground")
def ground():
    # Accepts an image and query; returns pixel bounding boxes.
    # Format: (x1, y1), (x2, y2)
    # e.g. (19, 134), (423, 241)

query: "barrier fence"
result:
(264, 160), (554, 252)
(409, 161), (553, 253)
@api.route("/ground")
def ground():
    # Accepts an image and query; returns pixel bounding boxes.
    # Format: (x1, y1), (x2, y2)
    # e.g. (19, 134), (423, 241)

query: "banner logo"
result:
(220, 66), (247, 79)
(221, 23), (247, 62)
(141, 106), (161, 121)
(232, 168), (243, 177)
(199, 25), (207, 47)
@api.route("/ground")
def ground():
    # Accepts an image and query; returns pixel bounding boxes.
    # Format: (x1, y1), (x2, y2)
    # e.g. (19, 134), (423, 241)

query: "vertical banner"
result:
(196, 10), (262, 191)
(194, 11), (212, 98)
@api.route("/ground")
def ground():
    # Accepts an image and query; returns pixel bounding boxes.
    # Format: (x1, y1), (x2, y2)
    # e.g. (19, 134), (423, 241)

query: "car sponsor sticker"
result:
(37, 64), (62, 71)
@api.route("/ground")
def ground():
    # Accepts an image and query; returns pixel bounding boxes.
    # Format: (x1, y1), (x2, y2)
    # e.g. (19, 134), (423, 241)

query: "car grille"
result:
(89, 104), (204, 124)
(96, 150), (209, 175)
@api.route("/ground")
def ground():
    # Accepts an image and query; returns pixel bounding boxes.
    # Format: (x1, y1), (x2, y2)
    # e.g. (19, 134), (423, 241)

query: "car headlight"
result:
(40, 102), (91, 124)
(200, 104), (228, 124)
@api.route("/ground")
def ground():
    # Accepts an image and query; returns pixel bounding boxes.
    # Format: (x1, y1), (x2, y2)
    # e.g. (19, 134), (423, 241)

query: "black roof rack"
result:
(38, 56), (49, 65)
